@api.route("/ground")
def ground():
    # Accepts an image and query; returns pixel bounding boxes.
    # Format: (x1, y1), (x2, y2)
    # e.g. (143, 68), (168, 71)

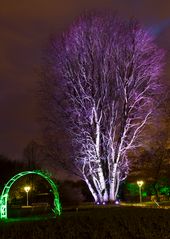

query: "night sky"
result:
(0, 0), (170, 159)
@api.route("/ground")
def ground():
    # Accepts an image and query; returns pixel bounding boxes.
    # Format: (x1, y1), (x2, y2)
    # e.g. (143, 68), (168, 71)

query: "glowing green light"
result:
(0, 170), (61, 220)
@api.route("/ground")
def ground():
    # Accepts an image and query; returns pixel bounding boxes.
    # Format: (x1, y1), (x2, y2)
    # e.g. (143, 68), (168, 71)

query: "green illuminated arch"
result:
(0, 170), (61, 220)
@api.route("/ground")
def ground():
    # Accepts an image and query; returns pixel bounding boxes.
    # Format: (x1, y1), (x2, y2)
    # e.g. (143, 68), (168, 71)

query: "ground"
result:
(0, 203), (170, 239)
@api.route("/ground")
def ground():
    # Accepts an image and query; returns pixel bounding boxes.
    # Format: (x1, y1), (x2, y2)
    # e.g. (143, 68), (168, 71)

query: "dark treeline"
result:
(0, 154), (27, 192)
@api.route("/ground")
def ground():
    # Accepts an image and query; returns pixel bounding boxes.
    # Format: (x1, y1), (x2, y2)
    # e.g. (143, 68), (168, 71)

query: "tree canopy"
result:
(39, 13), (165, 203)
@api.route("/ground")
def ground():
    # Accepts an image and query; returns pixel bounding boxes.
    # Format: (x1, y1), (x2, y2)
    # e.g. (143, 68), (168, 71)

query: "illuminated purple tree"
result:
(40, 13), (164, 203)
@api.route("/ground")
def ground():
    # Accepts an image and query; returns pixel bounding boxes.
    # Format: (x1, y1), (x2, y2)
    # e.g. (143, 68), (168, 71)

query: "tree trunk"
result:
(84, 177), (98, 203)
(109, 163), (120, 201)
(97, 166), (108, 202)
(95, 120), (108, 202)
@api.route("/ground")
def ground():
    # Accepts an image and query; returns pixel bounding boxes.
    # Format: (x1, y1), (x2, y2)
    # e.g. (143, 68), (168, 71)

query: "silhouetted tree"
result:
(0, 155), (26, 192)
(23, 140), (45, 170)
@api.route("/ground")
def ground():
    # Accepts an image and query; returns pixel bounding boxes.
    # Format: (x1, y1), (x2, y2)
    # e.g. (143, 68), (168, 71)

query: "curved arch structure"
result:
(0, 170), (61, 220)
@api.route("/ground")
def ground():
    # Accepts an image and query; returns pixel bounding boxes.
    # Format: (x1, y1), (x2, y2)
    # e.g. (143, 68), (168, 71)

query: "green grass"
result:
(0, 207), (170, 239)
(120, 201), (170, 208)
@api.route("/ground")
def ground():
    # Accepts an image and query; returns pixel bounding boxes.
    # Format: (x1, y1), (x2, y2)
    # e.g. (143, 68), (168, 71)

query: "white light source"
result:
(137, 181), (144, 203)
(24, 186), (31, 206)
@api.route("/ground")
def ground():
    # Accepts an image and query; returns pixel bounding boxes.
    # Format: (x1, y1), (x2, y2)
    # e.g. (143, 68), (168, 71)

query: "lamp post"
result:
(24, 186), (31, 206)
(137, 181), (144, 203)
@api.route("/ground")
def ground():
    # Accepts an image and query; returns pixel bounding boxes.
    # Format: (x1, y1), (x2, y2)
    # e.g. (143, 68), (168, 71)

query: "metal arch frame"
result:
(0, 170), (61, 220)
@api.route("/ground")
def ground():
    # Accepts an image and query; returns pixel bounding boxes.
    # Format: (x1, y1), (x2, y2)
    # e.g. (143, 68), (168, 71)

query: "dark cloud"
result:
(0, 0), (169, 158)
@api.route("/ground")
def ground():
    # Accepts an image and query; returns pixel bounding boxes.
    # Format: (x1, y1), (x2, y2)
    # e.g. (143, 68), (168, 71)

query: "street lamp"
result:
(137, 181), (144, 203)
(24, 186), (31, 206)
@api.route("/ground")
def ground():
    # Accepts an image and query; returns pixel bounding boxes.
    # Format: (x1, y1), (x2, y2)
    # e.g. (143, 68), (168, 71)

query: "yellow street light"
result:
(24, 186), (31, 206)
(137, 181), (144, 203)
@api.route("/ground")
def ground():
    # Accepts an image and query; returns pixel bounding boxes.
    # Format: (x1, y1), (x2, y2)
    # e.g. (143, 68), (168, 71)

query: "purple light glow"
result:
(41, 12), (165, 204)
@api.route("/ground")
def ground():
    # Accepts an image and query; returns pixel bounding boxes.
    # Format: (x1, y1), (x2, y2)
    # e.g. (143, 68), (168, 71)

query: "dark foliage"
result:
(0, 155), (26, 192)
(58, 180), (93, 206)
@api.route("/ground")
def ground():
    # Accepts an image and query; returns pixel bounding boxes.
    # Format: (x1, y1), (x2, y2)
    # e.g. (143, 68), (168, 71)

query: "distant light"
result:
(97, 202), (100, 205)
(137, 180), (144, 203)
(24, 186), (31, 192)
(115, 200), (119, 205)
(137, 181), (144, 187)
(102, 201), (106, 205)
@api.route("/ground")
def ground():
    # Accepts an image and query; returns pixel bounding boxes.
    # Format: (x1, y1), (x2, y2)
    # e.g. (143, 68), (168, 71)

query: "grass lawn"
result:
(120, 200), (170, 208)
(0, 206), (170, 239)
